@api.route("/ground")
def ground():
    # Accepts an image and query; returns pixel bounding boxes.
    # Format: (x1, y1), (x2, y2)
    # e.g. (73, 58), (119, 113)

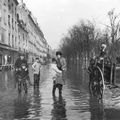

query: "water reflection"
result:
(1, 65), (120, 120)
(89, 96), (106, 120)
(14, 93), (30, 119)
(51, 95), (67, 120)
(30, 87), (42, 119)
(105, 108), (120, 120)
(0, 71), (6, 91)
(0, 70), (15, 92)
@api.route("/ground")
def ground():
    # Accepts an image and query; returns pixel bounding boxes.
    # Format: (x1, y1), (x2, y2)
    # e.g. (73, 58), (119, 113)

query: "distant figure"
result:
(32, 58), (41, 88)
(51, 58), (64, 96)
(56, 51), (67, 84)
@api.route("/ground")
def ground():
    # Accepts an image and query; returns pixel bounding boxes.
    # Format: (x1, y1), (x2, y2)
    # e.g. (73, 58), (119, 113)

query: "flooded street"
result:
(0, 64), (120, 120)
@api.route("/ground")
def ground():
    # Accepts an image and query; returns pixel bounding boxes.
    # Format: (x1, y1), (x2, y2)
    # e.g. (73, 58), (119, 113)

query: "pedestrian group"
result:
(14, 51), (66, 96)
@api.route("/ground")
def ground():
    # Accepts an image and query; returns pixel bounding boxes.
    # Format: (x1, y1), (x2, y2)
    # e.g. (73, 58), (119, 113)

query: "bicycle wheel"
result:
(90, 66), (104, 99)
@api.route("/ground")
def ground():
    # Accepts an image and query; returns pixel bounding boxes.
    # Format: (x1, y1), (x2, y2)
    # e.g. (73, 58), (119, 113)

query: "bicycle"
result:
(15, 63), (29, 93)
(88, 59), (105, 100)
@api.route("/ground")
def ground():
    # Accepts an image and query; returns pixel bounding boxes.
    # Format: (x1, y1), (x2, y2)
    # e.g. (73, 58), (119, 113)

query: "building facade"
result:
(27, 12), (47, 63)
(0, 0), (49, 66)
(8, 0), (19, 64)
(17, 2), (28, 58)
(17, 1), (49, 63)
(0, 0), (18, 66)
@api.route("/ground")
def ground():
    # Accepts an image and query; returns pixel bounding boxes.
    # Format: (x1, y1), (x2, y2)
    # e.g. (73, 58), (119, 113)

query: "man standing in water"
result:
(32, 57), (41, 88)
(56, 51), (67, 84)
(51, 58), (63, 96)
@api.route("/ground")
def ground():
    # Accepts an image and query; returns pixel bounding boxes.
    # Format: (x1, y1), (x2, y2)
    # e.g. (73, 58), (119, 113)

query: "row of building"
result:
(0, 0), (49, 66)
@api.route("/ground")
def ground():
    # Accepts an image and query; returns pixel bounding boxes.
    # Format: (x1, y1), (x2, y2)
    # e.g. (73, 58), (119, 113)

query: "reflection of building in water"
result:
(51, 95), (67, 120)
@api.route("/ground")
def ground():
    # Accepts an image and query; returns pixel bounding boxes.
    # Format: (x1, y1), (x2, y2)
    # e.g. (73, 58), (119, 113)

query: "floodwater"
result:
(0, 64), (120, 120)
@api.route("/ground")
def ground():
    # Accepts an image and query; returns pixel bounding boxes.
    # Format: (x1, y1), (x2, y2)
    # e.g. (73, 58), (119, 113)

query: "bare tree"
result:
(108, 9), (120, 43)
(60, 20), (101, 69)
(107, 9), (120, 62)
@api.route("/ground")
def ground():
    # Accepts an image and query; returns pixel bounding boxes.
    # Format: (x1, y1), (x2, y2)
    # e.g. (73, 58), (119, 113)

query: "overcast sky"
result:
(22, 0), (120, 49)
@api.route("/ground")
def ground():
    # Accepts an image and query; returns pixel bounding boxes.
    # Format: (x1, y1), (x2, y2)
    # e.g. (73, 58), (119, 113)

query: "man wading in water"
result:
(51, 58), (64, 96)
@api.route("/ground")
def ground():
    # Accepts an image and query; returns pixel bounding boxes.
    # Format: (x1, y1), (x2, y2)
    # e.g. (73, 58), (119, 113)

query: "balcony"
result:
(17, 15), (27, 32)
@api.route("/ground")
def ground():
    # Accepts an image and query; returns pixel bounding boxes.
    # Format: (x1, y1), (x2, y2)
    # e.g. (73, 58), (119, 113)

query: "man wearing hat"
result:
(15, 53), (28, 69)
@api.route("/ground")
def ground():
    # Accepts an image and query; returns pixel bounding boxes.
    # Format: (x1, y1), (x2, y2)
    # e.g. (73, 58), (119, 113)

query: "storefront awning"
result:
(0, 43), (18, 52)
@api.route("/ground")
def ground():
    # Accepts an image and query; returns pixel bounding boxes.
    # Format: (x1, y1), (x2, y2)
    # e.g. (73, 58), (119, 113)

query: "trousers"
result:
(52, 83), (63, 95)
(34, 74), (40, 87)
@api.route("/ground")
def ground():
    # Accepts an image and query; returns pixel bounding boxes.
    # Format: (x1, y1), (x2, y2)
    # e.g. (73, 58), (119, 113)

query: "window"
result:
(18, 35), (20, 46)
(15, 37), (17, 48)
(12, 35), (14, 47)
(26, 35), (27, 45)
(12, 18), (14, 30)
(0, 30), (2, 42)
(17, 14), (19, 21)
(8, 4), (11, 10)
(0, 5), (1, 22)
(8, 33), (10, 46)
(15, 7), (17, 17)
(12, 3), (14, 14)
(23, 34), (24, 41)
(8, 15), (10, 28)
(8, 0), (11, 10)
(15, 21), (16, 31)
(1, 29), (5, 43)
(4, 9), (7, 25)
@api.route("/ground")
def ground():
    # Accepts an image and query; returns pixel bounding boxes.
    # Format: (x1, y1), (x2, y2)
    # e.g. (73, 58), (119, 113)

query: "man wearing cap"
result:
(15, 53), (28, 70)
